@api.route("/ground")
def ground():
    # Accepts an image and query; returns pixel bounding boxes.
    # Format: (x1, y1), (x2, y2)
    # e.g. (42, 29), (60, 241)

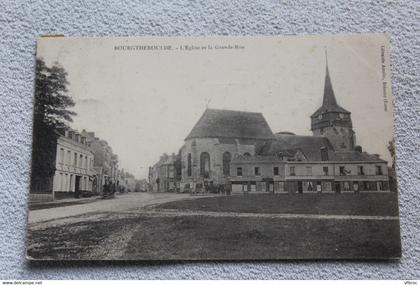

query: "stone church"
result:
(179, 108), (275, 190)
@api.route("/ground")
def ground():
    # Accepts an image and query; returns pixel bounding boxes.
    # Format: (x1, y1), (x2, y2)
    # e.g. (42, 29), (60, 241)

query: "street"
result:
(28, 192), (194, 224)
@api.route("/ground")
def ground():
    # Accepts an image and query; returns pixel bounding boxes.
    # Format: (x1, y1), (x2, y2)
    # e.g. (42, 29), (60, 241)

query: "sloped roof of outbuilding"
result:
(231, 155), (283, 163)
(185, 109), (275, 140)
(330, 151), (387, 162)
(258, 133), (334, 161)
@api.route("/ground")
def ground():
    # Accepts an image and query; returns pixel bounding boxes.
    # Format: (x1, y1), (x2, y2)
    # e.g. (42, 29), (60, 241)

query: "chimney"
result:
(355, 145), (363, 153)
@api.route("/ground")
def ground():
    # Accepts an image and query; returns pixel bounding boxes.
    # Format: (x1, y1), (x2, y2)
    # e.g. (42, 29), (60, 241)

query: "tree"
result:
(387, 139), (398, 192)
(30, 58), (76, 194)
(387, 139), (396, 170)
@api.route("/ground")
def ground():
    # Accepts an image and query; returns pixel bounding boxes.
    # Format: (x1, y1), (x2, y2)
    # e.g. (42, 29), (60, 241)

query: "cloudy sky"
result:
(37, 34), (394, 179)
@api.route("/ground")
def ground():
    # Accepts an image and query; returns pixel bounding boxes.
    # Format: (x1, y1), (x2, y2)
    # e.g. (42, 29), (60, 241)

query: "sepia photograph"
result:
(27, 34), (401, 260)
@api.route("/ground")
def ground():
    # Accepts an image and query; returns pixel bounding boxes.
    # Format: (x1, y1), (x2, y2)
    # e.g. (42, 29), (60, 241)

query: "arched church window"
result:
(200, 152), (210, 178)
(222, 152), (231, 176)
(187, 153), (192, 177)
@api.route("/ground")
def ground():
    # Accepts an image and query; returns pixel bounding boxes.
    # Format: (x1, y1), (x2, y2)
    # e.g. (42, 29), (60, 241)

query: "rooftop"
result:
(259, 133), (334, 161)
(185, 108), (275, 140)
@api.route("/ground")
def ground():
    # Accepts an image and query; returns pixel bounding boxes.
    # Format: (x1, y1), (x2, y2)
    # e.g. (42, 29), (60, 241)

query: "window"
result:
(200, 152), (210, 178)
(59, 148), (64, 163)
(222, 152), (231, 176)
(290, 166), (295, 176)
(306, 182), (314, 191)
(65, 174), (69, 191)
(67, 150), (71, 164)
(306, 166), (312, 176)
(59, 173), (63, 191)
(353, 182), (359, 191)
(320, 147), (328, 161)
(323, 166), (329, 175)
(244, 152), (251, 157)
(339, 166), (346, 175)
(325, 182), (332, 192)
(377, 181), (383, 191)
(237, 167), (243, 176)
(363, 181), (370, 191)
(376, 165), (383, 175)
(279, 181), (285, 192)
(187, 153), (192, 177)
(69, 174), (73, 191)
(74, 153), (78, 166)
(343, 181), (351, 191)
(79, 154), (83, 168)
(358, 166), (365, 175)
(254, 167), (260, 176)
(273, 166), (279, 176)
(85, 156), (88, 169)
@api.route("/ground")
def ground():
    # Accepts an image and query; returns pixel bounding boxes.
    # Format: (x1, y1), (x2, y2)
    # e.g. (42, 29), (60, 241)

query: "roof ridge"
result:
(185, 108), (274, 140)
(206, 108), (263, 115)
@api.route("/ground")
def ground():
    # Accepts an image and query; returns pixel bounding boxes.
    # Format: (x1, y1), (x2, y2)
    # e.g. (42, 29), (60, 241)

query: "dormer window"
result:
(320, 147), (328, 161)
(318, 114), (323, 120)
(339, 113), (345, 119)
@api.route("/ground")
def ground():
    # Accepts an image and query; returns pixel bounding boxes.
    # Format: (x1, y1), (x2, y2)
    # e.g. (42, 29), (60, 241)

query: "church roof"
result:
(185, 109), (275, 140)
(258, 133), (334, 161)
(311, 62), (350, 117)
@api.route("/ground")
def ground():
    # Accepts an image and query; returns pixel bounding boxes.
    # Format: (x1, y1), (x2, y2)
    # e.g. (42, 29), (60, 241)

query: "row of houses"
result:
(148, 153), (181, 192)
(148, 61), (394, 194)
(30, 128), (138, 202)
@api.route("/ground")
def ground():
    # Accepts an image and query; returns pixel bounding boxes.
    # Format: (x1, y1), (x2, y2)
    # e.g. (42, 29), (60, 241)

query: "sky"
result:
(36, 34), (395, 179)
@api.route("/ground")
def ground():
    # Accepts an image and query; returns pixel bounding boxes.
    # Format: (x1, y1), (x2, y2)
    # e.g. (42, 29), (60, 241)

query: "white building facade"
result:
(52, 129), (95, 198)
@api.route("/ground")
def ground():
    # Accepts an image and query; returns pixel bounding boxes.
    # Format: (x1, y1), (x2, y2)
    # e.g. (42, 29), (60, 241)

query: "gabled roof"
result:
(311, 62), (350, 117)
(185, 109), (275, 140)
(258, 133), (334, 161)
(232, 155), (283, 163)
(161, 155), (176, 165)
(330, 151), (387, 162)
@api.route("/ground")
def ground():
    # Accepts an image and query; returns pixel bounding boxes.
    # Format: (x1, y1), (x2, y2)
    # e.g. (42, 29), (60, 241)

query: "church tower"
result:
(311, 52), (355, 151)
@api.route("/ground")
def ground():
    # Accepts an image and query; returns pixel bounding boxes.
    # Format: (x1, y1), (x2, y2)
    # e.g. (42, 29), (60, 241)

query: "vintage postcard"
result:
(27, 34), (401, 260)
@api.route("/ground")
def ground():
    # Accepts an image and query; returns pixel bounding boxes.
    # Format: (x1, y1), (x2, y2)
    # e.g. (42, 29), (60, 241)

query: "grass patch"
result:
(27, 213), (401, 260)
(124, 215), (401, 260)
(27, 215), (138, 260)
(155, 192), (399, 216)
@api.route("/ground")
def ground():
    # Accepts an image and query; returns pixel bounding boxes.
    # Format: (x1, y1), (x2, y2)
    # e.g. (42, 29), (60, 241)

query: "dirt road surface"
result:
(28, 192), (193, 224)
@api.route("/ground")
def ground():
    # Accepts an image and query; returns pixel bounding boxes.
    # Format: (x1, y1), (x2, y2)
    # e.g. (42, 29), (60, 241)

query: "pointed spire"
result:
(322, 48), (338, 108)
